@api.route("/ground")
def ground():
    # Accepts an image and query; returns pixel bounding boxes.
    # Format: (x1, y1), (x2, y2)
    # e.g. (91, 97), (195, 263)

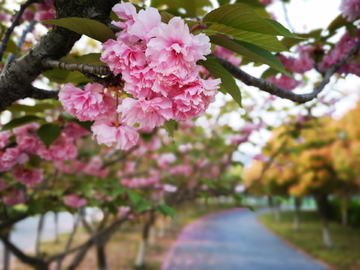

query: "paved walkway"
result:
(162, 208), (328, 270)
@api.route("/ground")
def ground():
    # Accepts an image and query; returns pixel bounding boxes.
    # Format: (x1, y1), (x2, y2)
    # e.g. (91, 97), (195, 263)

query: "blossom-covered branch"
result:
(210, 39), (360, 103)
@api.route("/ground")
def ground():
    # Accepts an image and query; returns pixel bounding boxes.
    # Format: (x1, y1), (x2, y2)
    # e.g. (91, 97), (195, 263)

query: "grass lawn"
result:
(259, 210), (360, 270)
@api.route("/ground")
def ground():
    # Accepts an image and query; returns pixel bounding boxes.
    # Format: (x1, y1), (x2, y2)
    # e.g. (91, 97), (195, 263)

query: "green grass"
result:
(259, 210), (360, 270)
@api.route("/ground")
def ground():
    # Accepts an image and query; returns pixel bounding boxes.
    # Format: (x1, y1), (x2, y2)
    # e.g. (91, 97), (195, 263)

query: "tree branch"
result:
(1, 20), (37, 76)
(101, 145), (139, 169)
(41, 59), (111, 75)
(0, 213), (28, 231)
(29, 86), (59, 100)
(0, 0), (119, 112)
(209, 40), (360, 103)
(0, 235), (48, 269)
(0, 0), (35, 61)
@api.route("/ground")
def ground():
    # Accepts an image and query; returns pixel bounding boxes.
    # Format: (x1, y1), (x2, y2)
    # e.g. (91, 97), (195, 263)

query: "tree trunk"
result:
(148, 226), (156, 246)
(135, 211), (155, 268)
(54, 212), (59, 244)
(35, 214), (45, 256)
(3, 233), (11, 270)
(96, 243), (107, 270)
(341, 196), (348, 226)
(315, 194), (333, 248)
(293, 197), (302, 231)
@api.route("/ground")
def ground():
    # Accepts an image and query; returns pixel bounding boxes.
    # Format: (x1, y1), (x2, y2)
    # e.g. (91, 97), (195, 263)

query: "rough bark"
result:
(0, 0), (119, 112)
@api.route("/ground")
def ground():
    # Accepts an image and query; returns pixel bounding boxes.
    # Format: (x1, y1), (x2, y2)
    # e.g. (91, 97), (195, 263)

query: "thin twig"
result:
(0, 0), (35, 61)
(209, 40), (360, 103)
(101, 145), (139, 169)
(1, 20), (37, 76)
(282, 1), (294, 33)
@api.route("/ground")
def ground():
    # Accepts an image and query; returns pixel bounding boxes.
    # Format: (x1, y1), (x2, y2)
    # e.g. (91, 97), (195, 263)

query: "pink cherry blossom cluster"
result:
(22, 0), (55, 27)
(320, 29), (360, 77)
(55, 156), (108, 179)
(59, 1), (220, 151)
(0, 121), (88, 187)
(102, 3), (219, 133)
(339, 0), (360, 22)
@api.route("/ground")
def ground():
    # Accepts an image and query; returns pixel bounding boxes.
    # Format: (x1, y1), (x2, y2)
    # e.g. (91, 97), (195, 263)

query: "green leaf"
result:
(28, 154), (42, 168)
(43, 69), (71, 84)
(128, 192), (143, 204)
(162, 119), (178, 137)
(135, 202), (152, 213)
(6, 103), (58, 114)
(203, 4), (298, 37)
(157, 204), (175, 219)
(61, 53), (104, 66)
(263, 18), (300, 38)
(28, 200), (44, 214)
(204, 25), (287, 52)
(42, 18), (116, 43)
(6, 39), (17, 54)
(160, 11), (174, 23)
(1, 115), (41, 131)
(37, 123), (61, 149)
(210, 36), (288, 75)
(66, 71), (92, 84)
(73, 120), (93, 132)
(260, 67), (279, 79)
(235, 0), (265, 8)
(199, 56), (242, 107)
(218, 0), (231, 6)
(327, 14), (349, 33)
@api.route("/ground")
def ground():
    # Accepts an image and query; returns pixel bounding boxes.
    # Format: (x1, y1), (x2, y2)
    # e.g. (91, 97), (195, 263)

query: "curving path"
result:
(162, 208), (328, 270)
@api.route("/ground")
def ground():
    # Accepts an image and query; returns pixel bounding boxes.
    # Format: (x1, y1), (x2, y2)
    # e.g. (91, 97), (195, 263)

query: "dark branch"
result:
(29, 86), (59, 100)
(0, 0), (35, 61)
(209, 40), (360, 103)
(83, 72), (121, 86)
(42, 59), (111, 75)
(0, 0), (119, 112)
(0, 213), (28, 231)
(0, 235), (48, 268)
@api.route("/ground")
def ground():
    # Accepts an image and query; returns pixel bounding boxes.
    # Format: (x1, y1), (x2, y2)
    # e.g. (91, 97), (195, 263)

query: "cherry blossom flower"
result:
(340, 0), (360, 22)
(13, 167), (43, 185)
(2, 190), (26, 206)
(111, 1), (138, 29)
(0, 131), (11, 148)
(91, 120), (139, 150)
(146, 17), (210, 81)
(120, 97), (173, 128)
(267, 74), (302, 91)
(63, 122), (91, 138)
(59, 83), (107, 121)
(64, 194), (87, 208)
